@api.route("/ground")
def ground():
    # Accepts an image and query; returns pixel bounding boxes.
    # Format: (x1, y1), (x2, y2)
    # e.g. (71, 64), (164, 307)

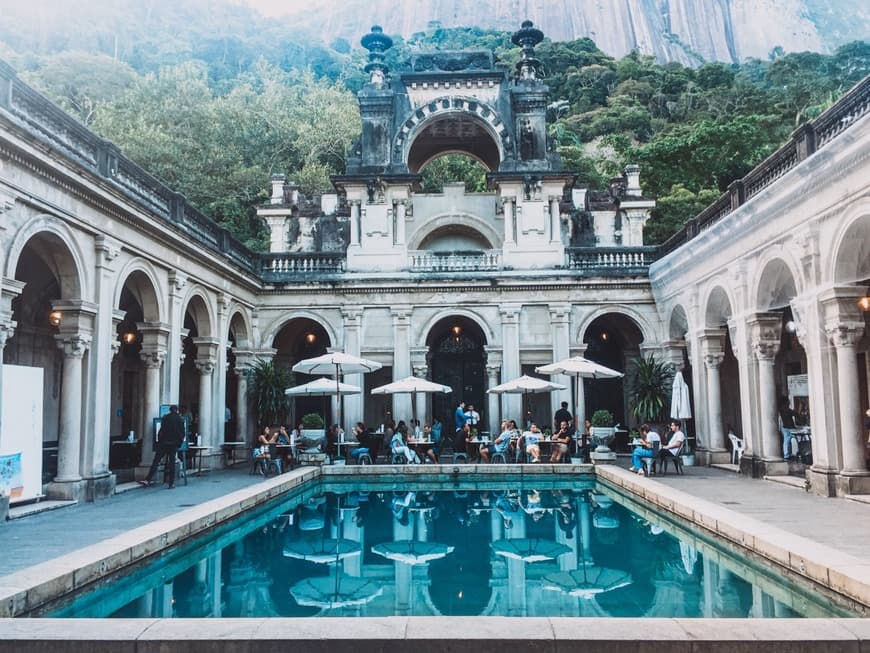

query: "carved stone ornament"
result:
(703, 352), (725, 369)
(57, 334), (92, 358)
(0, 321), (14, 348)
(195, 359), (216, 375)
(751, 340), (778, 361)
(825, 323), (865, 348)
(140, 350), (167, 368)
(412, 365), (428, 378)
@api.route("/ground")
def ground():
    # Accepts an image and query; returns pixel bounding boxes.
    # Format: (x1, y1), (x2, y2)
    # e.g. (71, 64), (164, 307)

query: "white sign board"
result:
(1, 364), (44, 502)
(787, 374), (809, 404)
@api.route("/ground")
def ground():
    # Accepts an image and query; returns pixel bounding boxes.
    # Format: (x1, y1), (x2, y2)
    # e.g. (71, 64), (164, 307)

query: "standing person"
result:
(631, 423), (661, 475)
(454, 401), (467, 434)
(140, 405), (185, 489)
(465, 404), (480, 431)
(179, 405), (192, 442)
(554, 401), (572, 432)
(778, 397), (799, 460)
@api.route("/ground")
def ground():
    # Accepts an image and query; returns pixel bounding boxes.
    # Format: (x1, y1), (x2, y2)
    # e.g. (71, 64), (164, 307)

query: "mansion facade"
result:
(0, 23), (868, 502)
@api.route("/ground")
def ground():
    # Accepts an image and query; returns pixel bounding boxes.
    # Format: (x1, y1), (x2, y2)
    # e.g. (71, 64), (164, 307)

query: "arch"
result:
(407, 211), (501, 251)
(398, 97), (506, 174)
(113, 259), (165, 323)
(6, 215), (88, 300)
(830, 203), (870, 285)
(181, 287), (214, 338)
(261, 311), (338, 351)
(702, 284), (734, 328)
(668, 304), (689, 340)
(753, 255), (800, 312)
(227, 307), (253, 349)
(419, 308), (494, 347)
(577, 306), (654, 345)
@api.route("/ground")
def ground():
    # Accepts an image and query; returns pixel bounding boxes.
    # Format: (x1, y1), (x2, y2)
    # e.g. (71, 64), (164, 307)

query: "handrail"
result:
(408, 249), (502, 271)
(565, 247), (658, 272)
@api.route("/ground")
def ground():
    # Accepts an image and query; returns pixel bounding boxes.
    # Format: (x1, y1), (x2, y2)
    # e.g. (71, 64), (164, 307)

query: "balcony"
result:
(408, 250), (503, 272)
(564, 247), (657, 275)
(259, 253), (346, 282)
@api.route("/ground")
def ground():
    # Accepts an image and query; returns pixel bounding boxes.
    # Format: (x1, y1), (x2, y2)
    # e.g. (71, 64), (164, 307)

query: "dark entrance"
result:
(427, 316), (487, 428)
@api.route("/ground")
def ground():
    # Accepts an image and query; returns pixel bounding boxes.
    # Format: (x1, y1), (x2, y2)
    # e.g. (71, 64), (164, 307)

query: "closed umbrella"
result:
(293, 352), (382, 433)
(370, 375), (451, 425)
(670, 370), (692, 420)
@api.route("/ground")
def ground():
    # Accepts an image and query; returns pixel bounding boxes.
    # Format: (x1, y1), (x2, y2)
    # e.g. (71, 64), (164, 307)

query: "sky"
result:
(240, 0), (313, 17)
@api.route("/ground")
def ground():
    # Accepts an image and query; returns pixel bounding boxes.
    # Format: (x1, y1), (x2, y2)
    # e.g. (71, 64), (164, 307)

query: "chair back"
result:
(727, 433), (744, 464)
(651, 441), (661, 454)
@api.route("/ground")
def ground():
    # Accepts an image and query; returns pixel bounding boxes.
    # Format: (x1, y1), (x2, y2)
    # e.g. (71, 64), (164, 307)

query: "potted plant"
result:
(299, 412), (326, 451)
(247, 359), (292, 431)
(589, 409), (616, 452)
(628, 355), (673, 427)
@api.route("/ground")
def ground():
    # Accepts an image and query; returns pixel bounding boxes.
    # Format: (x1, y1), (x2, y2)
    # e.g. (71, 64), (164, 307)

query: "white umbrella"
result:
(290, 571), (383, 610)
(370, 375), (451, 425)
(371, 540), (455, 565)
(670, 370), (692, 420)
(490, 538), (571, 563)
(293, 352), (382, 432)
(487, 374), (566, 394)
(284, 378), (361, 396)
(536, 356), (623, 429)
(542, 566), (633, 599)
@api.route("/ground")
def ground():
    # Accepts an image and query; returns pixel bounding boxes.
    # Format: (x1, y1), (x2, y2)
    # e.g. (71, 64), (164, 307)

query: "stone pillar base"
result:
(758, 459), (789, 476)
(85, 473), (116, 501)
(696, 448), (730, 466)
(590, 451), (617, 464)
(807, 467), (838, 496)
(738, 455), (788, 478)
(45, 479), (88, 502)
(835, 472), (870, 496)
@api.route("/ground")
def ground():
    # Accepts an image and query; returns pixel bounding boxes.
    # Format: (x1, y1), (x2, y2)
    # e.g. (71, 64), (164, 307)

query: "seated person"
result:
(422, 423), (440, 463)
(353, 422), (384, 463)
(522, 422), (543, 462)
(630, 423), (661, 475)
(274, 425), (296, 471)
(347, 422), (370, 462)
(658, 420), (686, 462)
(480, 420), (512, 463)
(453, 423), (473, 458)
(253, 426), (277, 473)
(390, 429), (420, 464)
(549, 420), (574, 463)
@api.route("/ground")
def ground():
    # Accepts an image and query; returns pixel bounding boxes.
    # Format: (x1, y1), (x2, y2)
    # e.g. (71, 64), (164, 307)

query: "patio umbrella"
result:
(282, 537), (361, 565)
(488, 375), (566, 426)
(536, 356), (623, 429)
(292, 352), (382, 432)
(670, 370), (692, 420)
(371, 540), (455, 565)
(285, 378), (362, 438)
(370, 375), (452, 425)
(290, 571), (383, 610)
(542, 566), (633, 599)
(490, 538), (571, 563)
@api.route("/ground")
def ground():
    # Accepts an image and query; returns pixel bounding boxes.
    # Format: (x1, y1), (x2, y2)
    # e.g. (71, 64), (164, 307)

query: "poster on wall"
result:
(1, 364), (44, 503)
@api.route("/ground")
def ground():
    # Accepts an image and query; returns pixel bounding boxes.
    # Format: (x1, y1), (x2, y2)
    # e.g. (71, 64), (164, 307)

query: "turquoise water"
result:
(46, 477), (857, 618)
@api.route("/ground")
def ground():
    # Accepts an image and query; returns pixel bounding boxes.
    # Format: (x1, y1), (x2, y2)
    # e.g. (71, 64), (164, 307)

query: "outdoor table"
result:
(186, 445), (207, 475)
(407, 439), (434, 458)
(221, 441), (247, 466)
(335, 441), (360, 461)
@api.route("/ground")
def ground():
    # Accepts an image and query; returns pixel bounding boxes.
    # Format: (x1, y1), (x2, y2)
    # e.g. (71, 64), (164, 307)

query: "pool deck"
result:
(0, 462), (869, 651)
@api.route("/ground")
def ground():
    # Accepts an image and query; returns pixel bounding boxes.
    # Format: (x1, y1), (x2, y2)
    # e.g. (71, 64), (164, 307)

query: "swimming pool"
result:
(42, 474), (861, 619)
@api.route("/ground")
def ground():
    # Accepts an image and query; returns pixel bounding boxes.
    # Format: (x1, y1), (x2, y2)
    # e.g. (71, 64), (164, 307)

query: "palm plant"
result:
(628, 355), (674, 423)
(247, 359), (293, 428)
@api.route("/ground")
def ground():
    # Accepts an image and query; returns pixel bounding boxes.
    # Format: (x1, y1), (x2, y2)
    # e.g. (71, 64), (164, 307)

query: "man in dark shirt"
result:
(554, 401), (572, 431)
(140, 405), (186, 489)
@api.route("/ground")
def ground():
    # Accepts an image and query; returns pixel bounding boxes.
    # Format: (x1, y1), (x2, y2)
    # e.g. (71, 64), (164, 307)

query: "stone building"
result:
(0, 22), (868, 502)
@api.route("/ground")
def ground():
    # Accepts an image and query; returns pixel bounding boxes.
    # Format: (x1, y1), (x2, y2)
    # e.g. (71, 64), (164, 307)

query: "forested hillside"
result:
(1, 1), (867, 248)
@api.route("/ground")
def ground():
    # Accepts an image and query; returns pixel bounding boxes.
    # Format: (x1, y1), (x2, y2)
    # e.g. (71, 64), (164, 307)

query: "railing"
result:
(659, 74), (870, 258)
(408, 250), (502, 272)
(565, 247), (658, 273)
(259, 253), (346, 281)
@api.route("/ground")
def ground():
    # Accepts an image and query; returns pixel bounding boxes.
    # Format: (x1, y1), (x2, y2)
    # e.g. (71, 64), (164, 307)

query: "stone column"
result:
(138, 322), (170, 466)
(412, 364), (428, 425)
(572, 343), (589, 430)
(394, 200), (406, 246)
(748, 313), (785, 475)
(231, 351), (255, 444)
(699, 328), (727, 455)
(549, 195), (560, 243)
(548, 304), (571, 419)
(349, 200), (361, 247)
(167, 272), (188, 401)
(342, 309), (364, 429)
(194, 357), (215, 449)
(500, 305), (522, 421)
(828, 323), (868, 473)
(391, 308), (412, 421)
(486, 362), (501, 435)
(52, 333), (91, 494)
(502, 197), (516, 245)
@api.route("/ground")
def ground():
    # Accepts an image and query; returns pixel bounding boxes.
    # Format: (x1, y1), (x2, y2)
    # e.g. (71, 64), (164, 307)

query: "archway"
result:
(179, 293), (213, 437)
(405, 108), (503, 175)
(426, 316), (488, 431)
(582, 314), (644, 437)
(704, 285), (741, 456)
(224, 310), (251, 442)
(6, 231), (84, 488)
(272, 317), (331, 428)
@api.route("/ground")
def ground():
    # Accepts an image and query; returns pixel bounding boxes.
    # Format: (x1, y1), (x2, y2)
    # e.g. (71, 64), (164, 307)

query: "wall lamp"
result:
(48, 310), (62, 327)
(858, 297), (870, 312)
(305, 332), (316, 344)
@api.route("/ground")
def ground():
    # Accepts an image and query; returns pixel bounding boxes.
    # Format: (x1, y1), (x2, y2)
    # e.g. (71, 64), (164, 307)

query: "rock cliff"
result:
(281, 0), (866, 64)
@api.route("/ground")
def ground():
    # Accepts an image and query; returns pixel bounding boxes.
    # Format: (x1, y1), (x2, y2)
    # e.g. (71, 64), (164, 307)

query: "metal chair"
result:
(491, 451), (508, 464)
(658, 440), (685, 475)
(452, 452), (469, 463)
(640, 441), (660, 476)
(392, 452), (408, 464)
(357, 452), (373, 465)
